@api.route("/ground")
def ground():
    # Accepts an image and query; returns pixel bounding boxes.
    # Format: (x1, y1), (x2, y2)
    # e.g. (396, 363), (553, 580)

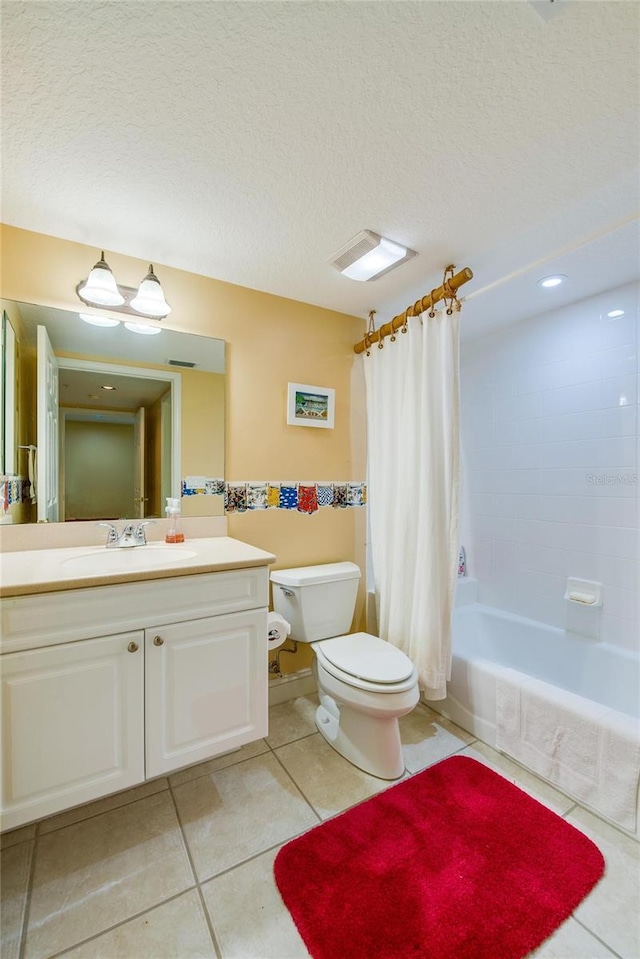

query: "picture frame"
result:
(287, 382), (335, 429)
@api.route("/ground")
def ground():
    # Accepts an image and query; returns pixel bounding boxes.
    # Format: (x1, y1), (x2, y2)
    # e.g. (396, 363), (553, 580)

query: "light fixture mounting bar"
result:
(76, 282), (156, 318)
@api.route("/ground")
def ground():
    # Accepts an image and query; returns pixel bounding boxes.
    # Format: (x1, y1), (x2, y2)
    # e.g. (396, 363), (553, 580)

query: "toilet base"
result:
(315, 698), (406, 780)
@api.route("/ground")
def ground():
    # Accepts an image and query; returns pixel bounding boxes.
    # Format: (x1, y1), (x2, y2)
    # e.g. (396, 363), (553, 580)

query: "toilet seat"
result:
(314, 632), (416, 687)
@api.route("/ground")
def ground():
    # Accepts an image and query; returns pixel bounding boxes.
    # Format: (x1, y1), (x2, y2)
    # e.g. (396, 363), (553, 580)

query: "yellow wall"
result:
(64, 420), (135, 519)
(181, 370), (225, 518)
(0, 224), (368, 670)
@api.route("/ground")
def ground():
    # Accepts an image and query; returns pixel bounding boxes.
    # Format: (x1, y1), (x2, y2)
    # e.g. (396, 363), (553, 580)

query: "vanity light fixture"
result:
(537, 274), (567, 289)
(124, 321), (162, 336)
(77, 252), (124, 307)
(329, 231), (417, 282)
(130, 265), (171, 317)
(77, 252), (172, 318)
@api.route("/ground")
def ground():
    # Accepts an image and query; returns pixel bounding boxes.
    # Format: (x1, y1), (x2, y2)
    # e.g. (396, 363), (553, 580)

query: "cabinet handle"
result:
(153, 635), (164, 647)
(127, 641), (139, 653)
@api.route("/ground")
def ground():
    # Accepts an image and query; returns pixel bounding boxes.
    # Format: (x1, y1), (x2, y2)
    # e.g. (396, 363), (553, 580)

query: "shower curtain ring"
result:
(365, 310), (377, 355)
(442, 265), (457, 315)
(442, 277), (452, 314)
(428, 288), (438, 317)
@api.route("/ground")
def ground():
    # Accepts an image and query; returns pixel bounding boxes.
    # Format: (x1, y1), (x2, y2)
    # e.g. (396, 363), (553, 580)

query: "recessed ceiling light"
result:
(537, 274), (567, 289)
(607, 309), (625, 318)
(101, 385), (116, 391)
(79, 312), (121, 327)
(124, 322), (162, 335)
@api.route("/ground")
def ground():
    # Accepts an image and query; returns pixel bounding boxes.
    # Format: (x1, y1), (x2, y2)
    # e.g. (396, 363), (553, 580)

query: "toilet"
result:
(270, 562), (419, 779)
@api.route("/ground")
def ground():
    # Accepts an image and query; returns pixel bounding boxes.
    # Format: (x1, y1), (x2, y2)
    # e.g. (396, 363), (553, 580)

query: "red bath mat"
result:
(274, 756), (605, 959)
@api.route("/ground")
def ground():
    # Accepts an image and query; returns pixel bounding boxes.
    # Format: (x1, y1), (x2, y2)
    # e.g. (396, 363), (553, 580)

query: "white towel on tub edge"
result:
(496, 667), (640, 832)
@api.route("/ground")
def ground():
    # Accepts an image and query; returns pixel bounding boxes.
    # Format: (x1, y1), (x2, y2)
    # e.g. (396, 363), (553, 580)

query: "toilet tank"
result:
(270, 562), (361, 643)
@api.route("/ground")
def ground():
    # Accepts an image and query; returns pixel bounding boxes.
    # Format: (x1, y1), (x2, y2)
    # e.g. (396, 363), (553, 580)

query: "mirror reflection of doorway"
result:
(63, 414), (137, 520)
(37, 338), (181, 522)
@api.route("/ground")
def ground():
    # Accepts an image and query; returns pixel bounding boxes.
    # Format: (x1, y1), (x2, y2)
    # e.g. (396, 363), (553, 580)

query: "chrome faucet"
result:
(97, 521), (156, 548)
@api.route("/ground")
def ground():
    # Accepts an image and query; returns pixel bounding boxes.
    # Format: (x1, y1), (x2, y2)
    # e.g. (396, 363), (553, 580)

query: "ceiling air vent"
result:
(329, 230), (416, 282)
(167, 359), (197, 368)
(331, 231), (380, 273)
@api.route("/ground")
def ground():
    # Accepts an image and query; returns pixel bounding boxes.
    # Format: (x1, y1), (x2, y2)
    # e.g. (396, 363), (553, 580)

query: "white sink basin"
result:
(61, 545), (198, 573)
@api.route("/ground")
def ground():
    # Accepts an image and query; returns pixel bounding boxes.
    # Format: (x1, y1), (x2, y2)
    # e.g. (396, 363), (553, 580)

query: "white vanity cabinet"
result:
(1, 631), (145, 830)
(145, 609), (267, 778)
(0, 563), (269, 831)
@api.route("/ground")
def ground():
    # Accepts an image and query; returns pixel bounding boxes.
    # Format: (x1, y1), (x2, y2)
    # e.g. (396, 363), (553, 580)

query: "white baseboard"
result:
(268, 668), (317, 706)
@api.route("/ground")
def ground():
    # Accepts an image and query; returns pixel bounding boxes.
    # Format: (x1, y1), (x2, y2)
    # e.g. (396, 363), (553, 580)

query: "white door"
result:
(134, 406), (145, 518)
(36, 324), (59, 522)
(160, 391), (172, 505)
(145, 609), (268, 778)
(0, 632), (145, 831)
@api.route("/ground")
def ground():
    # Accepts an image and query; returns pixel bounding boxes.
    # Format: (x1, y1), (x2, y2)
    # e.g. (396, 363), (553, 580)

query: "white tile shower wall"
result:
(460, 281), (639, 653)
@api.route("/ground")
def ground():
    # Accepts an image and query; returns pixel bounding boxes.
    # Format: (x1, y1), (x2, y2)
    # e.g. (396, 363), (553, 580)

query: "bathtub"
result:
(432, 587), (640, 835)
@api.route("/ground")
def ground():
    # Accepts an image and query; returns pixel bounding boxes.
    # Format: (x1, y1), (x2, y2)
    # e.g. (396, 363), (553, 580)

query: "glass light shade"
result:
(130, 265), (172, 317)
(124, 321), (162, 335)
(78, 253), (125, 306)
(79, 313), (121, 328)
(341, 237), (408, 281)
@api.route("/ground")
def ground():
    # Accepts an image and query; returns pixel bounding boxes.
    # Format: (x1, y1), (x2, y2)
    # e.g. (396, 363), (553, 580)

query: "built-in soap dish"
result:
(564, 578), (603, 607)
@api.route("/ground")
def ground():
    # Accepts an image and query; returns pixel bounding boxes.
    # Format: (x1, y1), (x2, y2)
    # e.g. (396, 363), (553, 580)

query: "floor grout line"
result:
(31, 780), (170, 837)
(40, 888), (200, 959)
(572, 917), (624, 959)
(265, 744), (324, 825)
(166, 784), (223, 959)
(167, 746), (272, 790)
(16, 816), (44, 959)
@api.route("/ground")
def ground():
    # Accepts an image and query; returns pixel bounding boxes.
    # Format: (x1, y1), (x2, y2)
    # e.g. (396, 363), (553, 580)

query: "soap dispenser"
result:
(165, 497), (185, 543)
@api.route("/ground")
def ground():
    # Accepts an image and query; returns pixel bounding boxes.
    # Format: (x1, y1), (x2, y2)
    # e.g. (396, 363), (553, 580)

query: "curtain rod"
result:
(353, 266), (473, 354)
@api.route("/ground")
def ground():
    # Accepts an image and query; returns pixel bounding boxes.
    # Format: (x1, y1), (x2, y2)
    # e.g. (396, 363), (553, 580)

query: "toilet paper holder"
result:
(267, 611), (291, 651)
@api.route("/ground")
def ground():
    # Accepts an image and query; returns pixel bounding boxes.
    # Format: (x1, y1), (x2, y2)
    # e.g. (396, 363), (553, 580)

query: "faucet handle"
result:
(96, 522), (119, 547)
(134, 520), (156, 545)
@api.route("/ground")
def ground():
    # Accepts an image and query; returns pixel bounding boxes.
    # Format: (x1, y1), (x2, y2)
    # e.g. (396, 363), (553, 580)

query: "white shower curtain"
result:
(363, 307), (460, 700)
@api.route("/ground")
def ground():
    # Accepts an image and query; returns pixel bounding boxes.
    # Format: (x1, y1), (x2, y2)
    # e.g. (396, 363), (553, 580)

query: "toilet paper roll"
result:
(267, 611), (291, 651)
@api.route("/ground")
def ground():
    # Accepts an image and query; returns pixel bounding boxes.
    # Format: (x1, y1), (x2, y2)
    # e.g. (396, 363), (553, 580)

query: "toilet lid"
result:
(318, 632), (414, 684)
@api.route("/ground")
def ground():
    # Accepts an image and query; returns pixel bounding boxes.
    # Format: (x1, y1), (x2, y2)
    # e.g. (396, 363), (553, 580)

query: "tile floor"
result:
(1, 698), (639, 959)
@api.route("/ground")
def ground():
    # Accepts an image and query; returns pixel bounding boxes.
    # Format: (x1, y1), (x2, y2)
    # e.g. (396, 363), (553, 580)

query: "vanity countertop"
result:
(0, 536), (276, 598)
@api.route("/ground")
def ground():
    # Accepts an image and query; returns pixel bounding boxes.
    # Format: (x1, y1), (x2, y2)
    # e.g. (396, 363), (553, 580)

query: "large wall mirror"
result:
(0, 299), (225, 525)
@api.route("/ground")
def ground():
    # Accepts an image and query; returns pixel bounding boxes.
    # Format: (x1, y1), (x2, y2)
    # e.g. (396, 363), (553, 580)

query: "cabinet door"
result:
(145, 609), (267, 778)
(1, 632), (144, 831)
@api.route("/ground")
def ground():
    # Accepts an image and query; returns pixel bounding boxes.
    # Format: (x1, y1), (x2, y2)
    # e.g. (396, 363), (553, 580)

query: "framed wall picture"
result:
(287, 382), (335, 429)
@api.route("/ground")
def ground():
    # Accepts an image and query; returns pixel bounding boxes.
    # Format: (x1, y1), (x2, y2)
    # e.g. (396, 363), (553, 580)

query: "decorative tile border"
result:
(181, 478), (225, 496)
(181, 478), (366, 514)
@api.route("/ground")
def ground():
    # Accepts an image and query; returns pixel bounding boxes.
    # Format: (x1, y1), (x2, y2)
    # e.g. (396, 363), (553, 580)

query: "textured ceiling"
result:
(2, 1), (638, 334)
